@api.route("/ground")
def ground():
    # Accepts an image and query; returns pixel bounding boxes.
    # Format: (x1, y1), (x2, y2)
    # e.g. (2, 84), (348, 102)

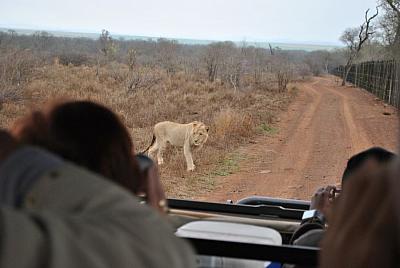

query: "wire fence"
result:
(331, 60), (400, 107)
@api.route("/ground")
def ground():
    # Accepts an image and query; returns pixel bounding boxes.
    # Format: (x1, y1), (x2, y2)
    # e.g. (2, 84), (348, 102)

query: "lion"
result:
(143, 121), (209, 171)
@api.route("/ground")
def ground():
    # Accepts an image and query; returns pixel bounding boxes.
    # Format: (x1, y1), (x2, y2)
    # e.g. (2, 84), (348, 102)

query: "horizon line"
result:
(0, 25), (342, 48)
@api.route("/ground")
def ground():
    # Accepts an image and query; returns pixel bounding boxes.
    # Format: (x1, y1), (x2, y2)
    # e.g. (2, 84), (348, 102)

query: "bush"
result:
(213, 107), (254, 142)
(0, 49), (39, 104)
(57, 53), (91, 66)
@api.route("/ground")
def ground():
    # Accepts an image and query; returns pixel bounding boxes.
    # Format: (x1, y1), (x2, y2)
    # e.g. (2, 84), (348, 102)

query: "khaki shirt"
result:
(0, 148), (196, 268)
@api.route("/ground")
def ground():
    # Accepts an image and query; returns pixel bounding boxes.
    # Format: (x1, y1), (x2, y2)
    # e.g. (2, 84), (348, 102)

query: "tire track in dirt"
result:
(342, 93), (370, 155)
(322, 78), (370, 156)
(195, 76), (398, 202)
(266, 81), (322, 198)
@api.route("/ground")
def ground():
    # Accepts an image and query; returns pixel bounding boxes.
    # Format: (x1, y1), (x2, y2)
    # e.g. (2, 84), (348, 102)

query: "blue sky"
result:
(0, 0), (378, 45)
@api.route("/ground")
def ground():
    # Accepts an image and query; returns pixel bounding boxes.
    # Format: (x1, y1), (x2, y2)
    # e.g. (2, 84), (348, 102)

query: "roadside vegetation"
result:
(0, 33), (299, 198)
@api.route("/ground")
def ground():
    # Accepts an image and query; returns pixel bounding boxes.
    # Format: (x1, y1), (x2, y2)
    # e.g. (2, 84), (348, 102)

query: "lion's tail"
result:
(141, 134), (156, 154)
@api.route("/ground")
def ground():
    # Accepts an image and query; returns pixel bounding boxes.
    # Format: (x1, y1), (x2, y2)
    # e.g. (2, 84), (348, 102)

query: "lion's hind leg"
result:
(148, 140), (159, 161)
(156, 142), (167, 165)
(148, 138), (166, 166)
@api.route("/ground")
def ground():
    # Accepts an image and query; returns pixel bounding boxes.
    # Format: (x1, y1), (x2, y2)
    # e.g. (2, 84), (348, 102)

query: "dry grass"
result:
(213, 108), (253, 143)
(0, 62), (295, 199)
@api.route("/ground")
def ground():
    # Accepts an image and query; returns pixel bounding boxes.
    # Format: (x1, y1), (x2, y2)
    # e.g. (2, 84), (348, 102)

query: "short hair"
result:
(342, 147), (396, 184)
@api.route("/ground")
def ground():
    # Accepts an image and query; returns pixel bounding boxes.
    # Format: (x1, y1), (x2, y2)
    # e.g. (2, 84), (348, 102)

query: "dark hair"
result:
(342, 147), (396, 184)
(11, 100), (141, 194)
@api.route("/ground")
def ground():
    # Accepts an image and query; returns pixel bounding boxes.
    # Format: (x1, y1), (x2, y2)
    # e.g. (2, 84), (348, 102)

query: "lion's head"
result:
(191, 121), (209, 146)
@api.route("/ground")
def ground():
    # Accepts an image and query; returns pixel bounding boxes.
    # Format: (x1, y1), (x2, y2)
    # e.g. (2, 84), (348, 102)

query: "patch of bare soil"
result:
(195, 75), (399, 202)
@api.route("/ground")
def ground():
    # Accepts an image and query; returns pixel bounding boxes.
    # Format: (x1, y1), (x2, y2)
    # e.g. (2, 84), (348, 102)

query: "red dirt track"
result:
(197, 76), (399, 202)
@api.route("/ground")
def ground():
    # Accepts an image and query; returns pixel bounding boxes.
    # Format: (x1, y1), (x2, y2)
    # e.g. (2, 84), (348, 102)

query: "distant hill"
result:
(0, 27), (340, 52)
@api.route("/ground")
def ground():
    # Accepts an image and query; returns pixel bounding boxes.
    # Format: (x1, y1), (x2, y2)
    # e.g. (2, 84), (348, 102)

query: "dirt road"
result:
(197, 76), (399, 202)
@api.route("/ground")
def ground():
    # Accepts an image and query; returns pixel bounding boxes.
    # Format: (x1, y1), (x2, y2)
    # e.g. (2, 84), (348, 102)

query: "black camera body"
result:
(136, 154), (154, 173)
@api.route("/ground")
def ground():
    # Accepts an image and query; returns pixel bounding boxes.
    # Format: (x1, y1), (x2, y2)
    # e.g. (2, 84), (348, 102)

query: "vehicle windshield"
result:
(0, 0), (398, 203)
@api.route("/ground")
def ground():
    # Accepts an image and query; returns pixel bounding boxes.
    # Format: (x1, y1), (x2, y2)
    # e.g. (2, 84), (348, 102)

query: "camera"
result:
(136, 154), (154, 174)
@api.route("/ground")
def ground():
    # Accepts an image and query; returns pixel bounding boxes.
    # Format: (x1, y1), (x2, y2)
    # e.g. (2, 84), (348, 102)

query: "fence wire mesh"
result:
(331, 61), (400, 108)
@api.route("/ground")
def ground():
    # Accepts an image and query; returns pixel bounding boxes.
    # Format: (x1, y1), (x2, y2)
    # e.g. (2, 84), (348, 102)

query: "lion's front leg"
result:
(194, 144), (203, 151)
(183, 142), (195, 171)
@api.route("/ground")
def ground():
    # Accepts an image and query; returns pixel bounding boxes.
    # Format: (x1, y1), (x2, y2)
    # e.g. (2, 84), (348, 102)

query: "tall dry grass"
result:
(0, 62), (295, 199)
(213, 108), (253, 143)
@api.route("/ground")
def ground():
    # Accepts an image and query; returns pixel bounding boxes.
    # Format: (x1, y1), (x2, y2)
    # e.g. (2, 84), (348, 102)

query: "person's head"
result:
(321, 162), (399, 267)
(11, 100), (141, 194)
(342, 147), (396, 186)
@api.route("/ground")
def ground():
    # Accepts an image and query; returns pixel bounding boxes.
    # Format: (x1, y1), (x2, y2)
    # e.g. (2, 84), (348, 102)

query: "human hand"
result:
(136, 163), (167, 214)
(320, 162), (396, 267)
(310, 185), (337, 220)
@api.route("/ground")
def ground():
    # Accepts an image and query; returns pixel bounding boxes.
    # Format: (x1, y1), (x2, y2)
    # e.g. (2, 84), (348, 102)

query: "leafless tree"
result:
(220, 42), (247, 92)
(305, 50), (331, 76)
(126, 68), (161, 92)
(0, 28), (339, 94)
(226, 55), (243, 92)
(271, 54), (294, 92)
(275, 68), (293, 92)
(250, 47), (268, 88)
(124, 48), (160, 92)
(340, 8), (379, 86)
(156, 38), (179, 75)
(127, 48), (137, 71)
(204, 42), (225, 82)
(379, 0), (400, 58)
(7, 30), (16, 43)
(33, 31), (52, 51)
(268, 43), (274, 55)
(386, 0), (400, 43)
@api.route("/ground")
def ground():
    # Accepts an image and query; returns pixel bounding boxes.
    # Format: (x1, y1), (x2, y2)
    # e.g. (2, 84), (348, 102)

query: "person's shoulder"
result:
(22, 161), (138, 213)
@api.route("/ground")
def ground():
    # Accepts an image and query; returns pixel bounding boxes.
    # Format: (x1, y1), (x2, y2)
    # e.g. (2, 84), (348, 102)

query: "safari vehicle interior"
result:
(166, 196), (317, 267)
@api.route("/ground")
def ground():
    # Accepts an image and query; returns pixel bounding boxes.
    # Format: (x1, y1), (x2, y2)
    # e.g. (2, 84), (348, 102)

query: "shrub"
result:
(57, 53), (91, 66)
(0, 49), (38, 104)
(213, 107), (254, 142)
